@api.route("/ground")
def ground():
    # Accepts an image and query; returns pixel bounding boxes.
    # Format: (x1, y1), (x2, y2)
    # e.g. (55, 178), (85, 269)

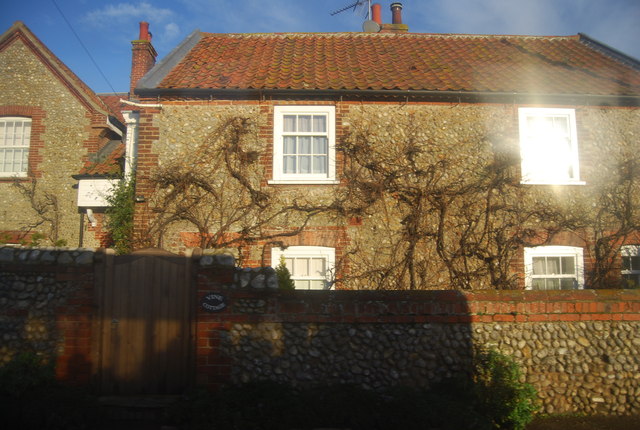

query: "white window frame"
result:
(621, 245), (640, 288)
(271, 246), (335, 290)
(269, 105), (338, 184)
(0, 117), (31, 177)
(524, 246), (584, 290)
(518, 108), (584, 185)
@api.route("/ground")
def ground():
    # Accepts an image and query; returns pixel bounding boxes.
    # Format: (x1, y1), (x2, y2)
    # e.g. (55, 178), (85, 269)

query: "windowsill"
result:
(268, 179), (340, 185)
(520, 180), (586, 186)
(0, 173), (28, 181)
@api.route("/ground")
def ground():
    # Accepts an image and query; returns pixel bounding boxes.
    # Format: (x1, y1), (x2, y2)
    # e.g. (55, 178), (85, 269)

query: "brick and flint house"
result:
(127, 3), (640, 290)
(0, 21), (125, 248)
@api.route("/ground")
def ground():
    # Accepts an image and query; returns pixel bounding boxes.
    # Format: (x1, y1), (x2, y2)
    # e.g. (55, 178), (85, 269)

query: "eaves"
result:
(135, 87), (640, 107)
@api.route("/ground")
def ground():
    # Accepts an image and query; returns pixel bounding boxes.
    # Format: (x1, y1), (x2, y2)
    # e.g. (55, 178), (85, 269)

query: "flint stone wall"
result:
(196, 282), (640, 416)
(1, 246), (639, 416)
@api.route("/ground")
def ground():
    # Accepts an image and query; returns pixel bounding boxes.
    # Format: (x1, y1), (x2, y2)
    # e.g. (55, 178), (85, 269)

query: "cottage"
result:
(127, 3), (640, 290)
(0, 21), (124, 248)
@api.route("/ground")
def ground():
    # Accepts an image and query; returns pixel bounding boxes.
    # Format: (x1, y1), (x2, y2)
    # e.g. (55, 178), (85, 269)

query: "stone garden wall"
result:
(198, 270), (640, 416)
(1, 245), (639, 416)
(0, 246), (96, 384)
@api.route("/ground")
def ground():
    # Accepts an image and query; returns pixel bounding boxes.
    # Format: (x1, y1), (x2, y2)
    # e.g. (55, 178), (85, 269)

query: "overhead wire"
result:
(50, 0), (119, 95)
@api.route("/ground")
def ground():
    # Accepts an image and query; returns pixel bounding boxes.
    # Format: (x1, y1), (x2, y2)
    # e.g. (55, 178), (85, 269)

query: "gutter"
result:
(134, 87), (640, 106)
(120, 99), (163, 109)
(106, 116), (124, 136)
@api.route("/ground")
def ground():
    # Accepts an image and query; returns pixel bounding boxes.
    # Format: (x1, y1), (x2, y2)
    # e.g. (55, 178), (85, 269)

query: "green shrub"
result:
(275, 255), (295, 290)
(105, 178), (135, 254)
(472, 349), (539, 430)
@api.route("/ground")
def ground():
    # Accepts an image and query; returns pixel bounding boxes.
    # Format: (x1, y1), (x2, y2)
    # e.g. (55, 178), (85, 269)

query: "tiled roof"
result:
(78, 141), (124, 177)
(97, 93), (128, 123)
(156, 32), (640, 96)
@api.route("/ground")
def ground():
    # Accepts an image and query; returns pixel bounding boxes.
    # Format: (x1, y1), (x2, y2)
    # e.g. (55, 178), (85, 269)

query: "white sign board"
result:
(77, 179), (120, 207)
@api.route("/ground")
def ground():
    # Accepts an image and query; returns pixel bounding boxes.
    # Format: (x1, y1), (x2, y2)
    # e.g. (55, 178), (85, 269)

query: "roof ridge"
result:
(199, 31), (579, 40)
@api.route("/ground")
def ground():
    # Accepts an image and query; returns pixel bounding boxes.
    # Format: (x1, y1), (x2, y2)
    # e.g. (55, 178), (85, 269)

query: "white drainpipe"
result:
(122, 110), (140, 180)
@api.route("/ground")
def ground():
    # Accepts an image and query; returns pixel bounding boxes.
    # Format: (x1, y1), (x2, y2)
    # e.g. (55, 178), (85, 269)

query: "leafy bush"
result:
(0, 352), (100, 429)
(275, 255), (295, 290)
(105, 178), (135, 254)
(472, 349), (539, 430)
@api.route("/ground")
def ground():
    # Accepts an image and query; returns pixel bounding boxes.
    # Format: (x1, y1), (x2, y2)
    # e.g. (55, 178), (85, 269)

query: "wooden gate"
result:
(95, 249), (195, 395)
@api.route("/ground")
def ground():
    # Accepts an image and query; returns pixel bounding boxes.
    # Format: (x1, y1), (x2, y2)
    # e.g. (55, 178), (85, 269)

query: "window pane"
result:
(561, 256), (575, 275)
(309, 280), (325, 290)
(284, 257), (294, 272)
(313, 137), (328, 154)
(299, 156), (311, 174)
(531, 279), (546, 290)
(546, 257), (560, 275)
(0, 150), (5, 171)
(283, 115), (296, 132)
(14, 122), (24, 144)
(532, 257), (546, 275)
(0, 122), (5, 146)
(546, 278), (560, 289)
(294, 280), (310, 290)
(622, 256), (631, 271)
(298, 137), (311, 154)
(313, 156), (327, 174)
(553, 116), (569, 135)
(283, 156), (296, 173)
(313, 115), (326, 132)
(283, 136), (297, 154)
(298, 115), (312, 132)
(4, 122), (15, 146)
(21, 149), (28, 172)
(630, 256), (640, 271)
(310, 257), (325, 277)
(12, 150), (21, 172)
(560, 278), (575, 290)
(23, 122), (31, 145)
(294, 258), (309, 277)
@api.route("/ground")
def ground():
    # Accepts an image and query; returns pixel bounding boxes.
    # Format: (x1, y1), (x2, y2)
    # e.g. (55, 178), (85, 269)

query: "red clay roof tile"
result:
(157, 32), (640, 96)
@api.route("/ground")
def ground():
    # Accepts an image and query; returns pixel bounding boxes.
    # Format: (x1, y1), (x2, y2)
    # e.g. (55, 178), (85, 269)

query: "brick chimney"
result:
(381, 2), (409, 33)
(130, 22), (157, 98)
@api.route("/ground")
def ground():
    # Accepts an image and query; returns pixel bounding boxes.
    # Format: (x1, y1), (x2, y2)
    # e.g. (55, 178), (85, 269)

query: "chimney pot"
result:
(371, 3), (382, 25)
(139, 21), (150, 41)
(390, 2), (403, 24)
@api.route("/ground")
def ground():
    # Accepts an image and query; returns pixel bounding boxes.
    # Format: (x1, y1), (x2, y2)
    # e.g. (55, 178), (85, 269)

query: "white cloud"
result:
(163, 22), (181, 41)
(84, 2), (174, 27)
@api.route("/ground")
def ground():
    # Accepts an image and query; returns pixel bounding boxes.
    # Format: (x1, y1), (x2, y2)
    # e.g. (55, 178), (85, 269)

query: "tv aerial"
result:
(331, 0), (381, 33)
(330, 0), (372, 20)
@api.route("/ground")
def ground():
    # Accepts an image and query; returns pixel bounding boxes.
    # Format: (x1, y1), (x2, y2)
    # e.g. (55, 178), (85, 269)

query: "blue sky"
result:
(2, 0), (639, 94)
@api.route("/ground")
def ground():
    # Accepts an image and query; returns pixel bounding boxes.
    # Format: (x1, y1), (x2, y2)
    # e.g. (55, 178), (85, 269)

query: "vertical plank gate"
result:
(95, 249), (195, 395)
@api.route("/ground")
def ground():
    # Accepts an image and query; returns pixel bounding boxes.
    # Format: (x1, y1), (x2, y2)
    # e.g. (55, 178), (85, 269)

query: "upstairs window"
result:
(518, 108), (582, 185)
(271, 106), (337, 184)
(0, 117), (31, 177)
(524, 246), (584, 290)
(621, 245), (640, 289)
(271, 246), (335, 290)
